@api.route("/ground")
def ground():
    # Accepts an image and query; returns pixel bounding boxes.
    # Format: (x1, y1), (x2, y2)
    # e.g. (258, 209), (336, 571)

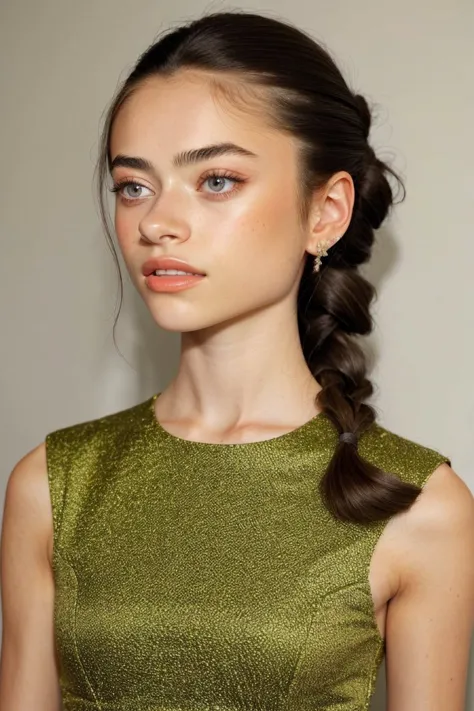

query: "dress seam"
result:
(284, 599), (321, 709)
(57, 550), (102, 710)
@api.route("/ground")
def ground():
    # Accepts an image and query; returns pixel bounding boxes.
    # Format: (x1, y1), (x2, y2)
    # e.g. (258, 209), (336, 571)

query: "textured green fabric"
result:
(45, 392), (450, 711)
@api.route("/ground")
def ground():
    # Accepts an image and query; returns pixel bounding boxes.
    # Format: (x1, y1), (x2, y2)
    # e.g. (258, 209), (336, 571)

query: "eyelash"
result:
(110, 170), (246, 204)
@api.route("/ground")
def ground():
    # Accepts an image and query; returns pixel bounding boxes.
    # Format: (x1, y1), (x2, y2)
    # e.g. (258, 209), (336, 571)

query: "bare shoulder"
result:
(383, 462), (474, 709)
(3, 442), (53, 566)
(6, 442), (50, 508)
(392, 462), (474, 586)
(402, 462), (474, 548)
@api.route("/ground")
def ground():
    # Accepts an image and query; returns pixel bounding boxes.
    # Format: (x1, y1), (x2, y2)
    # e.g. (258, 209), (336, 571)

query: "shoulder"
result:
(45, 395), (153, 459)
(383, 462), (474, 707)
(3, 443), (52, 563)
(2, 391), (148, 564)
(359, 420), (451, 489)
(359, 419), (473, 593)
(6, 442), (49, 503)
(41, 395), (155, 551)
(412, 460), (474, 522)
(397, 461), (474, 574)
(372, 421), (474, 613)
(44, 394), (154, 511)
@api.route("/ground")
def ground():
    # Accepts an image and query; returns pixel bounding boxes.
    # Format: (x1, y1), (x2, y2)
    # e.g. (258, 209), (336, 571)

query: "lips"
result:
(142, 257), (206, 277)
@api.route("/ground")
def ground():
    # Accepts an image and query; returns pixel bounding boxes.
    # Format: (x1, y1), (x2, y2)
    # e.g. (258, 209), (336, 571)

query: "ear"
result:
(305, 171), (355, 257)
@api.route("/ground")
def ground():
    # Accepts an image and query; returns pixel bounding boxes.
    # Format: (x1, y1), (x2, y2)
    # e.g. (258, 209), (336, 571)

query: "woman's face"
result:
(109, 71), (314, 333)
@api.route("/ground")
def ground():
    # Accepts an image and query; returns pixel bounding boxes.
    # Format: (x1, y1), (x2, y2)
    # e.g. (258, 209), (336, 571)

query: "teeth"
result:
(153, 269), (198, 276)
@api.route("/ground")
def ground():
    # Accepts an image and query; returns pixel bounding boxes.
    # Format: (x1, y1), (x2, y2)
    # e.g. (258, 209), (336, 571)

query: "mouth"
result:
(144, 271), (206, 294)
(150, 269), (204, 277)
(142, 258), (206, 277)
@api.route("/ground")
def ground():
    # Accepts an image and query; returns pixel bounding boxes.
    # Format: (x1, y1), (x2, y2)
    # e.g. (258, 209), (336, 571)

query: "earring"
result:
(312, 240), (332, 273)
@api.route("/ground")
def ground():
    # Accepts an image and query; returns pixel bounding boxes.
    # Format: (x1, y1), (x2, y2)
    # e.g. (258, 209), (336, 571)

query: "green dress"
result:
(45, 392), (450, 711)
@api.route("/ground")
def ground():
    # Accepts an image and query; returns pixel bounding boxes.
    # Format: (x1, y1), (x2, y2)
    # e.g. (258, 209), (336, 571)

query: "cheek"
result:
(210, 199), (302, 305)
(114, 207), (138, 255)
(231, 190), (302, 269)
(266, 184), (301, 232)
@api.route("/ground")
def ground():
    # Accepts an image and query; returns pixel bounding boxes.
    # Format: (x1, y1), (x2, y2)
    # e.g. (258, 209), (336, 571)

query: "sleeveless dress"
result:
(45, 392), (450, 711)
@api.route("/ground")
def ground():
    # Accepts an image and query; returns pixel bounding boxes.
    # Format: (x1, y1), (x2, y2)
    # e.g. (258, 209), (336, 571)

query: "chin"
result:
(148, 303), (252, 336)
(146, 305), (220, 334)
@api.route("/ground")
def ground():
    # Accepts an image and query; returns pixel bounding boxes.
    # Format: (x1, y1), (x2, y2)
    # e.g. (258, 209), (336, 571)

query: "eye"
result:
(110, 180), (153, 202)
(199, 171), (245, 199)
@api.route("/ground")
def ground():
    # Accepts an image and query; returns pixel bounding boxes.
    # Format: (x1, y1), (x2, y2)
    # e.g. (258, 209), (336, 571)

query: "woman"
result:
(1, 10), (473, 711)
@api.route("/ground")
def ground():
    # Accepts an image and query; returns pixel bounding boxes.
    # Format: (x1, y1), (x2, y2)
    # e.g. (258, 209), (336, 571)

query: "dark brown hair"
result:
(95, 10), (422, 524)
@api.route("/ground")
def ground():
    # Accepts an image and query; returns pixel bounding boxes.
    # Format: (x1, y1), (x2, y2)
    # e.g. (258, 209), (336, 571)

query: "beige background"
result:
(1, 0), (473, 707)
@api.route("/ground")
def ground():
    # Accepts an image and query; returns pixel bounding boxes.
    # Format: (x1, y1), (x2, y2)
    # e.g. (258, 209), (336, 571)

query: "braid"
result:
(298, 95), (418, 524)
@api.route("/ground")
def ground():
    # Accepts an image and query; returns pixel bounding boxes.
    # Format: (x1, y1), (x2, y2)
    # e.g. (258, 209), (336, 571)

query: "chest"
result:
(53, 470), (386, 710)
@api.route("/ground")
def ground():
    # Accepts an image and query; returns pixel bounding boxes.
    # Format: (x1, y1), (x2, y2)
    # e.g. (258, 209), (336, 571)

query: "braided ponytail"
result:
(298, 95), (417, 524)
(96, 11), (423, 524)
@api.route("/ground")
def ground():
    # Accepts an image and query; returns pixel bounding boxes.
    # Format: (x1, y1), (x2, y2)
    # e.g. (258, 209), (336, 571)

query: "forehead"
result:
(109, 71), (295, 162)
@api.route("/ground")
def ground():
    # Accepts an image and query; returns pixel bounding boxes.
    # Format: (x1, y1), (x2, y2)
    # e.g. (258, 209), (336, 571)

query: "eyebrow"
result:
(109, 142), (258, 173)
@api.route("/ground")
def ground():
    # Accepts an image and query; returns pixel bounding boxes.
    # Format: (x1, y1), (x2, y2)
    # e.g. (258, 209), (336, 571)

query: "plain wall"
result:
(1, 1), (473, 708)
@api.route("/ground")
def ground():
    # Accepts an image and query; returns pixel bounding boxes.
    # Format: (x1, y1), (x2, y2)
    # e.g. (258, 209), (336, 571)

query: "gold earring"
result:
(312, 240), (332, 273)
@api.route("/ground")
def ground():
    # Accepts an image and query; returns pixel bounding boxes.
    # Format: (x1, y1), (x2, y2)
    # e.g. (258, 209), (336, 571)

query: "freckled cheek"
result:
(236, 193), (299, 261)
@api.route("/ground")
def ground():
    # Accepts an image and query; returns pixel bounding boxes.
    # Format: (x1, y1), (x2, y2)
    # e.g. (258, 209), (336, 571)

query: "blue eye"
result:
(204, 175), (233, 193)
(200, 171), (245, 199)
(110, 181), (153, 202)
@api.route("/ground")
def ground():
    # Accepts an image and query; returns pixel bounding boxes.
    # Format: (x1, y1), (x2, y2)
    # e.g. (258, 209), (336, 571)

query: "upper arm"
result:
(385, 462), (474, 711)
(0, 442), (62, 711)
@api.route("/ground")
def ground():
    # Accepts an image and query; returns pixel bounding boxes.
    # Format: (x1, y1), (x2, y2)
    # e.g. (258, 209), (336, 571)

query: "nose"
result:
(138, 190), (191, 245)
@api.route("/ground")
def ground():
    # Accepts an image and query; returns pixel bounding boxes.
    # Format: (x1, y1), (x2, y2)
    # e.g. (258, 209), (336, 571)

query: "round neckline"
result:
(147, 392), (327, 449)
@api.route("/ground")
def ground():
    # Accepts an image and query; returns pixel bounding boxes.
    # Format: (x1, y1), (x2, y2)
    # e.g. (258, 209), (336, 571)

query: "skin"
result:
(1, 70), (473, 710)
